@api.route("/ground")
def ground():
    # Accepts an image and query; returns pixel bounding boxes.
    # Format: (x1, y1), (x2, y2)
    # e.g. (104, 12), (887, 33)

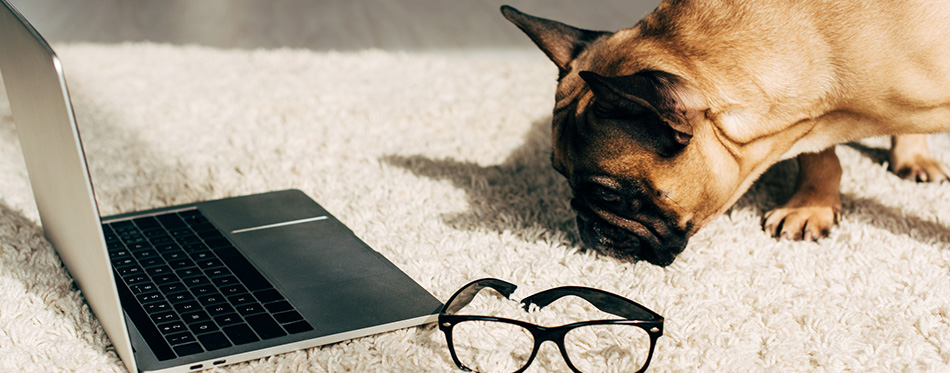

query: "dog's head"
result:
(502, 6), (748, 266)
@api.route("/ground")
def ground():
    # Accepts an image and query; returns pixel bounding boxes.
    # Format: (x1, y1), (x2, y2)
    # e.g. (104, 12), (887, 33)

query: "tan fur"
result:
(504, 0), (950, 265)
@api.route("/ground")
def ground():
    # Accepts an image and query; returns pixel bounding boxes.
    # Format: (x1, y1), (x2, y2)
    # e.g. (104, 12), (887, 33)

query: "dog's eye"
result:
(589, 185), (621, 204)
(592, 102), (622, 119)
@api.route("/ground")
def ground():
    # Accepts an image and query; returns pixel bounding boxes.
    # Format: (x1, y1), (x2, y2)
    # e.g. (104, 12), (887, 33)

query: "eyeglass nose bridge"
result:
(520, 325), (586, 373)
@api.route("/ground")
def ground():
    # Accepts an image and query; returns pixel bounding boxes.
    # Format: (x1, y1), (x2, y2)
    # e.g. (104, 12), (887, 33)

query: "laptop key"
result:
(176, 267), (203, 279)
(212, 276), (239, 287)
(166, 292), (195, 304)
(253, 289), (283, 304)
(133, 217), (161, 230)
(107, 241), (124, 252)
(204, 267), (231, 278)
(124, 274), (150, 285)
(157, 321), (186, 335)
(151, 311), (178, 324)
(199, 231), (225, 242)
(183, 276), (211, 288)
(236, 303), (266, 316)
(191, 285), (217, 297)
(221, 284), (248, 297)
(189, 250), (213, 261)
(246, 314), (286, 340)
(204, 237), (231, 249)
(166, 332), (196, 346)
(228, 293), (255, 306)
(206, 303), (234, 316)
(160, 282), (187, 295)
(131, 283), (158, 295)
(152, 274), (180, 285)
(173, 343), (203, 357)
(214, 313), (242, 327)
(181, 311), (211, 324)
(174, 301), (201, 314)
(178, 210), (202, 219)
(144, 301), (172, 314)
(139, 257), (165, 269)
(112, 257), (136, 269)
(182, 242), (207, 252)
(155, 243), (180, 254)
(157, 214), (186, 230)
(189, 320), (219, 335)
(133, 249), (159, 260)
(168, 258), (195, 269)
(118, 265), (144, 277)
(283, 320), (314, 334)
(161, 250), (187, 262)
(273, 310), (303, 324)
(178, 236), (202, 246)
(190, 220), (214, 230)
(142, 229), (166, 238)
(198, 293), (227, 306)
(197, 258), (224, 270)
(109, 249), (130, 259)
(149, 235), (173, 245)
(169, 228), (193, 238)
(108, 221), (136, 233)
(146, 265), (173, 277)
(126, 242), (152, 252)
(197, 332), (232, 351)
(264, 301), (293, 314)
(223, 324), (259, 345)
(136, 292), (163, 304)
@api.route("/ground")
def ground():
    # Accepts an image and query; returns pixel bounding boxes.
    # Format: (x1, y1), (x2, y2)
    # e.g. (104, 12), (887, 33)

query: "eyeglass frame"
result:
(438, 278), (664, 373)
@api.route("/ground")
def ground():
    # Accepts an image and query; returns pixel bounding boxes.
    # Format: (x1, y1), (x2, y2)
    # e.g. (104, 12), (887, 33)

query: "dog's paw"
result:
(889, 155), (950, 183)
(762, 205), (841, 241)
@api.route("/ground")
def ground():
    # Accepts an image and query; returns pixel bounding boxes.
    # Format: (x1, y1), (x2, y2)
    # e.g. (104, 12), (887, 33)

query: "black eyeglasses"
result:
(438, 278), (663, 373)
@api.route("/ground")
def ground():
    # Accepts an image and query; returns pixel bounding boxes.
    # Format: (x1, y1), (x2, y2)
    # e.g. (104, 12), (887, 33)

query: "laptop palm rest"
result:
(197, 189), (441, 325)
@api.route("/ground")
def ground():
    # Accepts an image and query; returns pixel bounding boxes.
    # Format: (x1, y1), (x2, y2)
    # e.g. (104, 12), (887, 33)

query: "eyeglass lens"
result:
(450, 320), (651, 373)
(451, 320), (534, 373)
(563, 323), (651, 372)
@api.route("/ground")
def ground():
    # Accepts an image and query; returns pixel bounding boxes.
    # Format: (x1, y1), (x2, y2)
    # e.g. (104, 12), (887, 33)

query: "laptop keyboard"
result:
(103, 209), (314, 360)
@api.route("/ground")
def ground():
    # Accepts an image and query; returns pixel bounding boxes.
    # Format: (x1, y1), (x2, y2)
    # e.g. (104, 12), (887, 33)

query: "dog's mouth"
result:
(570, 182), (688, 266)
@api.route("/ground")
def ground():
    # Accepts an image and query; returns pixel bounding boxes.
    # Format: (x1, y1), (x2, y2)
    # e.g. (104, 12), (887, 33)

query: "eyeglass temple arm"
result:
(520, 286), (662, 321)
(441, 278), (518, 315)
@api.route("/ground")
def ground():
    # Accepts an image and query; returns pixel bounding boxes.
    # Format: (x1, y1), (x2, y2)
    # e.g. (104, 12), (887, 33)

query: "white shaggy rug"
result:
(2, 43), (950, 372)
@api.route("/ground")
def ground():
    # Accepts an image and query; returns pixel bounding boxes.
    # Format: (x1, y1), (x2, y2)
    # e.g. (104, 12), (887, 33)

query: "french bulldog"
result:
(501, 1), (950, 266)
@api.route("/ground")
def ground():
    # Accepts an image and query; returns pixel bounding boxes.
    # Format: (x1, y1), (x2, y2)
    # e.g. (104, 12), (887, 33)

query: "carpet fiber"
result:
(2, 43), (950, 372)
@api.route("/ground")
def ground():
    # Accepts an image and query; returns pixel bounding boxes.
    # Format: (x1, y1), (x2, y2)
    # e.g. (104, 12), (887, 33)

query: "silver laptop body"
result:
(0, 2), (442, 372)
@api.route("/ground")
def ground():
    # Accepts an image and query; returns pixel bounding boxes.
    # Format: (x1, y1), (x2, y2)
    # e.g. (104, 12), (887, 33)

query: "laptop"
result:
(0, 1), (443, 372)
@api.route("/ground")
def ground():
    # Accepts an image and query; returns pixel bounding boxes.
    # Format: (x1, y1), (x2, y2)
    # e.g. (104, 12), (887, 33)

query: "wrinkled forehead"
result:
(549, 39), (650, 177)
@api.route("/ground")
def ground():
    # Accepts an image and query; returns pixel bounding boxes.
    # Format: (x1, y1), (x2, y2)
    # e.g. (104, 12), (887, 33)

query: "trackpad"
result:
(226, 219), (392, 290)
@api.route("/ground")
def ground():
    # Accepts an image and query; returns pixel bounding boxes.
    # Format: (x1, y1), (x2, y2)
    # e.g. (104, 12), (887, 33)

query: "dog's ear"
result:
(580, 70), (703, 156)
(500, 5), (610, 72)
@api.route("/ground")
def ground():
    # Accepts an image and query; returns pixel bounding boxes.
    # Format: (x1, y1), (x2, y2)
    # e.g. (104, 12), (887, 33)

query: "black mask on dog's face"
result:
(551, 72), (699, 266)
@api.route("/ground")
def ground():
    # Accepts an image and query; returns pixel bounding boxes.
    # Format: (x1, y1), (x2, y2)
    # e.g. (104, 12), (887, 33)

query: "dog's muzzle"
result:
(569, 179), (688, 266)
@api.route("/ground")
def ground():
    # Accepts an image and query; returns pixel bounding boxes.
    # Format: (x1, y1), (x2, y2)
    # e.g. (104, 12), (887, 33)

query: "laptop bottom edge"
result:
(137, 313), (439, 373)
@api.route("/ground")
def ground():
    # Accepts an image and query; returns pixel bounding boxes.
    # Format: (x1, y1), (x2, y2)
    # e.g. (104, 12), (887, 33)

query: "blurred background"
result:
(6, 0), (661, 52)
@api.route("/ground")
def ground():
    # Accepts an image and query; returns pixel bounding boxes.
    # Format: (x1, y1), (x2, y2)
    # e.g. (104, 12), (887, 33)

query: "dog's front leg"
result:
(763, 147), (843, 240)
(888, 134), (949, 183)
